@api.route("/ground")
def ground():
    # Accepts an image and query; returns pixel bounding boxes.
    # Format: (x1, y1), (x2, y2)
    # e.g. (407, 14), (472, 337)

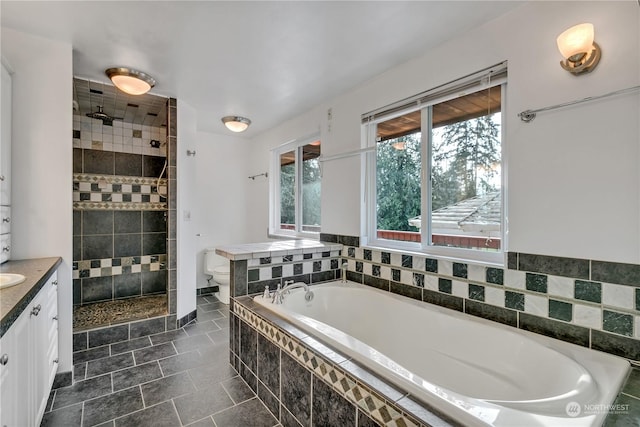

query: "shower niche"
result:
(72, 77), (174, 331)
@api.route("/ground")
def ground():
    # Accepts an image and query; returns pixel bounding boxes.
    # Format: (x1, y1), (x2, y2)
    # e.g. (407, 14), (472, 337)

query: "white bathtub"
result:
(254, 281), (629, 427)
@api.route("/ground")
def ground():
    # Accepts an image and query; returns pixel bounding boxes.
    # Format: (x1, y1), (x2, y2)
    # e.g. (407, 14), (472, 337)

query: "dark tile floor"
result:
(42, 294), (280, 427)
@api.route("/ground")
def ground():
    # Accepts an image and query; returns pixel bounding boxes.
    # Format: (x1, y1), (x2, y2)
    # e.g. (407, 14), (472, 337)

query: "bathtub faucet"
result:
(272, 280), (314, 304)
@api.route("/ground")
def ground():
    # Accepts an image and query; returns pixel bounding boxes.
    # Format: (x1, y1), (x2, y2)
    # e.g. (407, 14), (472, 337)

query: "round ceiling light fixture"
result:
(105, 67), (156, 95)
(222, 116), (251, 132)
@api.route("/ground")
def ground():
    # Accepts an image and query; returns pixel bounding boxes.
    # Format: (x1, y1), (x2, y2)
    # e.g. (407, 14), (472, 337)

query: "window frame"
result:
(269, 133), (322, 239)
(362, 75), (507, 265)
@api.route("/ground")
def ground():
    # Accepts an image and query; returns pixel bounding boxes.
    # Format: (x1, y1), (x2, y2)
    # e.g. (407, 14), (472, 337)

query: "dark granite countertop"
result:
(0, 257), (62, 338)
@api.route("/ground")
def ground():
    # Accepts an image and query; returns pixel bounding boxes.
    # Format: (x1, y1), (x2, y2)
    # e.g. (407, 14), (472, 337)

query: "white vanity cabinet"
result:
(0, 271), (58, 427)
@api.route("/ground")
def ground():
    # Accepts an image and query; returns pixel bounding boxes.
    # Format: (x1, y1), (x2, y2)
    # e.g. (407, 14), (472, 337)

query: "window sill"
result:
(267, 231), (320, 242)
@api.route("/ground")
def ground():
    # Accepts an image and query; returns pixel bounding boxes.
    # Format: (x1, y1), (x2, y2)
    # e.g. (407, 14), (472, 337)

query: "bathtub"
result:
(254, 281), (629, 427)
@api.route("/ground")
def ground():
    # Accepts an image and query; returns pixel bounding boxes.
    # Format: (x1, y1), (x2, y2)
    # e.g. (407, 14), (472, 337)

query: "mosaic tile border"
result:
(247, 253), (341, 284)
(72, 255), (166, 279)
(74, 174), (167, 186)
(341, 246), (640, 361)
(234, 302), (431, 427)
(343, 247), (640, 336)
(73, 173), (168, 209)
(73, 202), (167, 211)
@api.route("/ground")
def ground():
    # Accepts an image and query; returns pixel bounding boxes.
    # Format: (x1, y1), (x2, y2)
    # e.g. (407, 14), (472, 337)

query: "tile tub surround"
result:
(216, 240), (344, 299)
(339, 245), (640, 362)
(233, 283), (640, 426)
(232, 297), (455, 427)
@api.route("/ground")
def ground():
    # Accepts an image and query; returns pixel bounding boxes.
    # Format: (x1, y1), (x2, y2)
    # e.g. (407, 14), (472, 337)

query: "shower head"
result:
(86, 106), (122, 126)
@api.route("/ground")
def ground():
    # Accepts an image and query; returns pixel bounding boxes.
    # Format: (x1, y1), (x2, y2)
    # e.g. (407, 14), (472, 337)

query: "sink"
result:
(0, 273), (26, 289)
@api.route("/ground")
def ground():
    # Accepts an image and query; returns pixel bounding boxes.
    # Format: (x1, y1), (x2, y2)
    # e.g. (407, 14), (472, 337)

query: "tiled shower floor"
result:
(43, 294), (279, 427)
(73, 295), (168, 331)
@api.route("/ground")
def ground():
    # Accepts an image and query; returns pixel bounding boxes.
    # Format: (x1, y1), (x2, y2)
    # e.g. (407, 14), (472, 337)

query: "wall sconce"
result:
(105, 67), (156, 95)
(556, 23), (601, 75)
(222, 116), (251, 132)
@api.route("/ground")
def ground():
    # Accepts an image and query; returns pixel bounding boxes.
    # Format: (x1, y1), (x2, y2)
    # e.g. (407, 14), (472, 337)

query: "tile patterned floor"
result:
(42, 294), (280, 427)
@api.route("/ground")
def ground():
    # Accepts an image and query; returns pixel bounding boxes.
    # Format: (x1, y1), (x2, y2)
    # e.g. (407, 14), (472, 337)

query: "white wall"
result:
(176, 100), (197, 317)
(193, 129), (251, 288)
(1, 28), (73, 371)
(245, 1), (640, 264)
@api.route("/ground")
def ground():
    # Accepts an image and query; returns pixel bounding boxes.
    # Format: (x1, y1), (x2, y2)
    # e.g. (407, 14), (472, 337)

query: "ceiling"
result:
(74, 77), (168, 127)
(1, 1), (523, 137)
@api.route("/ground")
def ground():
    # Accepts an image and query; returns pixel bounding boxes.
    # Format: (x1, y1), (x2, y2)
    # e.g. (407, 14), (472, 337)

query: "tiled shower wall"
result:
(72, 114), (168, 307)
(73, 98), (181, 350)
(324, 233), (640, 361)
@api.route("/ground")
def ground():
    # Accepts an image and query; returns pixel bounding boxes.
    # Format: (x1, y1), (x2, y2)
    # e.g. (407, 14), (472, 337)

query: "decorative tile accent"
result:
(548, 299), (572, 322)
(592, 260), (640, 287)
(465, 300), (516, 327)
(73, 256), (166, 279)
(452, 263), (467, 279)
(603, 310), (633, 337)
(603, 283), (635, 310)
(412, 273), (424, 288)
(381, 252), (391, 265)
(525, 273), (547, 293)
(438, 278), (452, 294)
(425, 258), (437, 273)
(401, 255), (413, 269)
(234, 303), (427, 427)
(315, 245), (640, 360)
(468, 284), (485, 302)
(574, 304), (601, 329)
(73, 174), (167, 210)
(517, 253), (590, 280)
(505, 291), (524, 311)
(372, 265), (380, 277)
(574, 280), (601, 303)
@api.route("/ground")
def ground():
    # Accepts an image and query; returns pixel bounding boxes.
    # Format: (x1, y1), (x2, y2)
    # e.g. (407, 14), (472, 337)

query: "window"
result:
(363, 63), (506, 263)
(270, 135), (321, 236)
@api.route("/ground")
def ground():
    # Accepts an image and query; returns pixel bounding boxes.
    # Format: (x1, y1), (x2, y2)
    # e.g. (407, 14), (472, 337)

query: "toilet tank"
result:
(204, 249), (227, 275)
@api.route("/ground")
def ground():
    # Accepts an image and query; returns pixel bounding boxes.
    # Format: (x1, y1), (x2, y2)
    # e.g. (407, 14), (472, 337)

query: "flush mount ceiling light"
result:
(105, 67), (156, 95)
(222, 116), (251, 132)
(556, 23), (601, 75)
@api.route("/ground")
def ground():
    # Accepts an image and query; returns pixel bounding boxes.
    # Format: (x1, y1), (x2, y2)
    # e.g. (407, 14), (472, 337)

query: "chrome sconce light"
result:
(222, 116), (251, 132)
(556, 23), (601, 75)
(105, 67), (156, 95)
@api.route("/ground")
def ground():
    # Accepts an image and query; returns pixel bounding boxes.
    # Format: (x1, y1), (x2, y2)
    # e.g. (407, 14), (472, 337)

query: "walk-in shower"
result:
(72, 77), (170, 330)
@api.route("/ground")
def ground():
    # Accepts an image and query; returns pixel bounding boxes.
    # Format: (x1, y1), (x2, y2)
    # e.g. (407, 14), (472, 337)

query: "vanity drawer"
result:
(0, 206), (10, 234)
(0, 233), (10, 263)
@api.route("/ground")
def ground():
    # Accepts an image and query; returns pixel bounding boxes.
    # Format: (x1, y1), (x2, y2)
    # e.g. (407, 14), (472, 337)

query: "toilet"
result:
(204, 249), (230, 305)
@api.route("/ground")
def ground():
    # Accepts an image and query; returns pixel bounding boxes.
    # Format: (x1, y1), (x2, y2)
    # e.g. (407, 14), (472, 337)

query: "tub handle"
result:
(305, 290), (314, 302)
(272, 283), (282, 304)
